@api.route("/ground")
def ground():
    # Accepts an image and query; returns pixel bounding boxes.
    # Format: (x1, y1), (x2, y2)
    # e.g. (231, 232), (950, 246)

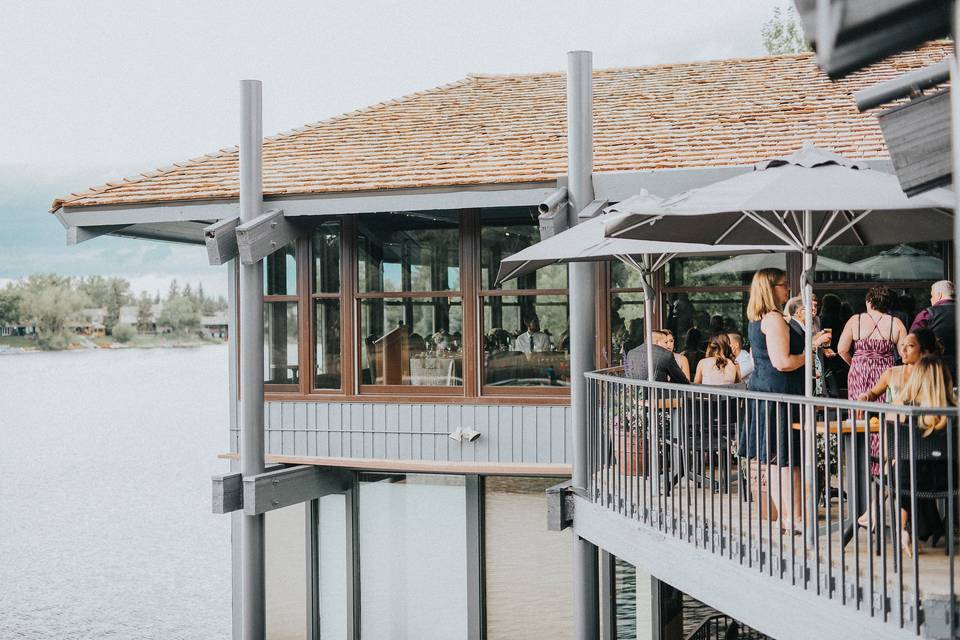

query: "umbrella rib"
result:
(813, 210), (842, 249)
(743, 210), (802, 249)
(822, 210), (872, 249)
(652, 252), (677, 272)
(612, 215), (660, 238)
(714, 212), (750, 244)
(787, 211), (804, 241)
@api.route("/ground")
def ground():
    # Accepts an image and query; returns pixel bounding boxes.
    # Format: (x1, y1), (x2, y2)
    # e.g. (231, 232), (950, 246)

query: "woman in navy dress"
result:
(739, 268), (830, 531)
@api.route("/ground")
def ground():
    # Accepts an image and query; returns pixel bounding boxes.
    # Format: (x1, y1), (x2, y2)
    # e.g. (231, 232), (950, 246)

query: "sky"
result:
(0, 0), (793, 298)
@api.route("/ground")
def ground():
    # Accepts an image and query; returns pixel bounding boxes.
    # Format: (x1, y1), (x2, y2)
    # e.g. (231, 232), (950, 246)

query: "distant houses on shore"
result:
(2, 303), (228, 341)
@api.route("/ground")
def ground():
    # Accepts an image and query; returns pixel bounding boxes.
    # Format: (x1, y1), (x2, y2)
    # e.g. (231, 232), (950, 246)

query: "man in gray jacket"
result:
(624, 330), (689, 383)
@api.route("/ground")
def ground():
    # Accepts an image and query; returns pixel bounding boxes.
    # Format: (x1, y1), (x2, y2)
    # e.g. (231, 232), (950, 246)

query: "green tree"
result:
(78, 275), (110, 307)
(158, 295), (201, 334)
(167, 279), (180, 301)
(762, 6), (810, 55)
(136, 292), (154, 332)
(17, 274), (89, 348)
(0, 287), (21, 325)
(104, 278), (132, 334)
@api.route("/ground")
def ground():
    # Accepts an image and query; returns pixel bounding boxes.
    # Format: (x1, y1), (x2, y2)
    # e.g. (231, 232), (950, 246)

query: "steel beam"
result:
(206, 216), (241, 265)
(66, 224), (131, 245)
(242, 465), (348, 515)
(306, 499), (320, 640)
(238, 78), (266, 640)
(465, 475), (485, 640)
(567, 49), (600, 640)
(213, 471), (245, 514)
(235, 208), (306, 264)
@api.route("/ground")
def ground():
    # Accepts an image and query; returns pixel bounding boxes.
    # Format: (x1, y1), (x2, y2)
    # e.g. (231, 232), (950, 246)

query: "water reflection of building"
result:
(48, 41), (954, 640)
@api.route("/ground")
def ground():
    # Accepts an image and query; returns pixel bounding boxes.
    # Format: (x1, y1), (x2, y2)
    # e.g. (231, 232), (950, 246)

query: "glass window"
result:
(664, 254), (764, 288)
(312, 222), (342, 390)
(816, 242), (945, 284)
(610, 292), (645, 366)
(266, 505), (307, 640)
(265, 243), (298, 296)
(265, 302), (299, 385)
(359, 474), (467, 640)
(610, 260), (645, 290)
(357, 212), (459, 293)
(482, 295), (569, 386)
(479, 208), (567, 291)
(313, 222), (340, 293)
(360, 298), (463, 386)
(662, 291), (748, 351)
(485, 477), (573, 638)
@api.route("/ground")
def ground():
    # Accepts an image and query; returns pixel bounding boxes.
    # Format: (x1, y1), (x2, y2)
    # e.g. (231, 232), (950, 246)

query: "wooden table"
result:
(792, 418), (879, 547)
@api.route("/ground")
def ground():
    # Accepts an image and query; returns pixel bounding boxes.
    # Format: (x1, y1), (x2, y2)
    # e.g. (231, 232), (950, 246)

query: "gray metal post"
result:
(228, 259), (242, 640)
(802, 215), (817, 541)
(239, 79), (266, 640)
(951, 20), (960, 391)
(568, 49), (600, 640)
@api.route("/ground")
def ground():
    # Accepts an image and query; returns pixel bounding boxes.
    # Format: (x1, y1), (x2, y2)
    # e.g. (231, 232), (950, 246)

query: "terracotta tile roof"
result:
(51, 41), (951, 212)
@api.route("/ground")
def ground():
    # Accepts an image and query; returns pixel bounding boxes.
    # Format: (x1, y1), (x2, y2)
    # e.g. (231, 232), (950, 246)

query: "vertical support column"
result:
(802, 217), (817, 543)
(567, 49), (600, 640)
(650, 578), (683, 640)
(239, 79), (266, 640)
(345, 474), (361, 640)
(599, 551), (617, 640)
(951, 20), (960, 392)
(228, 259), (242, 640)
(306, 499), (320, 640)
(465, 475), (485, 640)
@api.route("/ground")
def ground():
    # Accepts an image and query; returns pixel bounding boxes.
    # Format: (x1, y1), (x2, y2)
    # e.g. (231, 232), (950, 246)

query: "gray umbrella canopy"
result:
(692, 252), (863, 277)
(496, 193), (787, 284)
(852, 244), (945, 281)
(604, 144), (954, 247)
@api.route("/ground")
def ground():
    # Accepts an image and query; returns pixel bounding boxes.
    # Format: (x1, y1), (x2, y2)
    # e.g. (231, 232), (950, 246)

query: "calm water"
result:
(0, 346), (232, 640)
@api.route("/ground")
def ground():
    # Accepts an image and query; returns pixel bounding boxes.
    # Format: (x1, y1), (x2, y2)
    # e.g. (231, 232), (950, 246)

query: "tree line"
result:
(0, 275), (226, 349)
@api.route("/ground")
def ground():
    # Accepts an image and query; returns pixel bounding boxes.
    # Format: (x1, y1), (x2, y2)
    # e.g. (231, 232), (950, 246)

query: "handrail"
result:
(585, 368), (958, 417)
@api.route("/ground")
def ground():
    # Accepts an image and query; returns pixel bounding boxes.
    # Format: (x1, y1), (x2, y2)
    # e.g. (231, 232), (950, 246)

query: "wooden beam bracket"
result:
(546, 479), (577, 531)
(235, 208), (308, 264)
(204, 216), (240, 265)
(242, 464), (350, 516)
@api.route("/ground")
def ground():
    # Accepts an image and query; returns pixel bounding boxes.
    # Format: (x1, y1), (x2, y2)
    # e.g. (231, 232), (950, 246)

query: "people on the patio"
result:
(655, 329), (691, 380)
(889, 355), (957, 556)
(911, 280), (956, 375)
(727, 332), (753, 384)
(739, 268), (829, 531)
(624, 330), (689, 383)
(817, 293), (848, 398)
(838, 286), (907, 474)
(683, 327), (705, 373)
(693, 333), (741, 385)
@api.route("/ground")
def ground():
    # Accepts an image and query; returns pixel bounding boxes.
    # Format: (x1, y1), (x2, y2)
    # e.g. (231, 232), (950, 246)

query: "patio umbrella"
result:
(851, 243), (945, 281)
(498, 192), (787, 490)
(604, 143), (955, 398)
(691, 253), (863, 277)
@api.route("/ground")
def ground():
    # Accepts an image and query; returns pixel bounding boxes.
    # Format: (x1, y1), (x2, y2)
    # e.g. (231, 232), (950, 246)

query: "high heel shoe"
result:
(857, 512), (875, 533)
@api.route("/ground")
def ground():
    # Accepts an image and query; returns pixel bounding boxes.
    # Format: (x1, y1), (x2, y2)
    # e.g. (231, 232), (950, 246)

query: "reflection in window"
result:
(610, 292), (645, 366)
(662, 291), (747, 352)
(360, 298), (463, 386)
(479, 208), (567, 290)
(314, 300), (341, 389)
(265, 243), (298, 295)
(359, 474), (466, 640)
(313, 222), (340, 294)
(312, 223), (341, 389)
(266, 505), (307, 640)
(483, 295), (569, 386)
(485, 477), (573, 638)
(357, 212), (459, 293)
(816, 242), (945, 283)
(265, 302), (298, 385)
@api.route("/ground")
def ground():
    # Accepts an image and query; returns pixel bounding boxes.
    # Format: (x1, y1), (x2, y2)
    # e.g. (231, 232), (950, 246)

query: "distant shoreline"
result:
(0, 336), (225, 355)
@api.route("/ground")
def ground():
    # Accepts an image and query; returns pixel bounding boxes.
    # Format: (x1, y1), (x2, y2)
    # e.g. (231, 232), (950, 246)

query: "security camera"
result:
(537, 187), (568, 216)
(448, 428), (463, 442)
(462, 429), (481, 442)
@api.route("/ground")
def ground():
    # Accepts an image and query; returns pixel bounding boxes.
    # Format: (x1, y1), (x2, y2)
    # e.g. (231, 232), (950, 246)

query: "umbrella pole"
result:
(802, 213), (817, 543)
(640, 257), (661, 498)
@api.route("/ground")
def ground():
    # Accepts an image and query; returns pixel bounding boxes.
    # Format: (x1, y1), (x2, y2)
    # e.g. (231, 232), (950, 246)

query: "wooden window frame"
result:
(264, 239), (303, 394)
(309, 218), (347, 395)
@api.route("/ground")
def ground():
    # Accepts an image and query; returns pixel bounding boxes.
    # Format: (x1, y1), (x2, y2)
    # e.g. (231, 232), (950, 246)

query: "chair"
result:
(668, 391), (740, 494)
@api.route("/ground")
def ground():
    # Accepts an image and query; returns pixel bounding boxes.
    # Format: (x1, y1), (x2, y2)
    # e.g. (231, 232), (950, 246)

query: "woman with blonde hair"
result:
(889, 355), (957, 554)
(738, 268), (830, 530)
(694, 332), (740, 385)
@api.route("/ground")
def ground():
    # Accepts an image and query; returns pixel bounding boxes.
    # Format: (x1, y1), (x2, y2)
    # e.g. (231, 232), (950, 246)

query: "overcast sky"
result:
(1, 0), (793, 296)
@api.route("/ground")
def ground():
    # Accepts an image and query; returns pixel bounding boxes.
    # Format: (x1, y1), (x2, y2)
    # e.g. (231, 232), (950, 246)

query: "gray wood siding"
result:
(230, 402), (572, 464)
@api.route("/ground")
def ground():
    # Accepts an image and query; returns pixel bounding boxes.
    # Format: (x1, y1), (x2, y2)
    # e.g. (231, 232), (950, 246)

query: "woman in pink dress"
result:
(837, 286), (907, 474)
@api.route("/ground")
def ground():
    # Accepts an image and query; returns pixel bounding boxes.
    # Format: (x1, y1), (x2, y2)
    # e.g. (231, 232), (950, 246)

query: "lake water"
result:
(0, 346), (232, 640)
